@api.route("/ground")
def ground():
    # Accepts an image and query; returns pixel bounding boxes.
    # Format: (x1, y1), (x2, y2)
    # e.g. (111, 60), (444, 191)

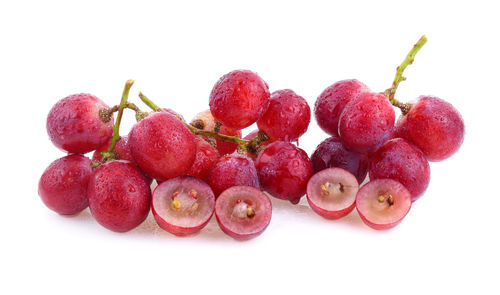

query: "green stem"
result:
(137, 92), (266, 151)
(384, 35), (427, 114)
(101, 80), (135, 161)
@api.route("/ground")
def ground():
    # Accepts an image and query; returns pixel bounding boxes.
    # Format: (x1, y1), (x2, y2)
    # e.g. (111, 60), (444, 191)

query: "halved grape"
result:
(306, 168), (359, 219)
(356, 179), (412, 230)
(152, 176), (215, 236)
(215, 186), (272, 240)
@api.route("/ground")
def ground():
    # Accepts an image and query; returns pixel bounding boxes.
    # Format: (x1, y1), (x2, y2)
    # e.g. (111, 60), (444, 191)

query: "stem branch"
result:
(101, 80), (135, 161)
(384, 35), (427, 114)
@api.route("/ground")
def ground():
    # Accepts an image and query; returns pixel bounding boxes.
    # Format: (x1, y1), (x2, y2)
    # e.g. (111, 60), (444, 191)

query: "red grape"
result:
(215, 186), (272, 240)
(47, 93), (114, 154)
(92, 136), (134, 162)
(185, 136), (220, 182)
(255, 141), (314, 204)
(88, 160), (151, 232)
(314, 79), (370, 136)
(311, 135), (368, 184)
(356, 179), (412, 230)
(306, 168), (359, 219)
(152, 176), (215, 236)
(207, 153), (259, 198)
(209, 70), (270, 129)
(338, 92), (395, 154)
(191, 110), (242, 155)
(369, 138), (430, 201)
(129, 112), (196, 181)
(256, 89), (311, 141)
(38, 155), (92, 215)
(396, 96), (465, 161)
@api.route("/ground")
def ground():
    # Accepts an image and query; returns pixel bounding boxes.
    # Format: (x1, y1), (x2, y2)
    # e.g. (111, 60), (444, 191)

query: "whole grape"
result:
(38, 155), (92, 215)
(257, 89), (311, 142)
(46, 93), (114, 154)
(396, 96), (465, 161)
(338, 92), (395, 154)
(314, 79), (369, 136)
(256, 141), (314, 204)
(209, 70), (270, 129)
(369, 138), (430, 201)
(129, 112), (196, 182)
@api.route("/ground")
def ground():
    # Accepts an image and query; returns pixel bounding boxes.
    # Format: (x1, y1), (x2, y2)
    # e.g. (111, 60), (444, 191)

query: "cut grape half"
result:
(306, 168), (359, 219)
(152, 176), (215, 236)
(356, 179), (412, 230)
(215, 186), (272, 240)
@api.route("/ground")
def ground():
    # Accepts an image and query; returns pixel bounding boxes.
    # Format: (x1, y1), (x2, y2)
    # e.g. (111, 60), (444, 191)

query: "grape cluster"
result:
(38, 36), (465, 238)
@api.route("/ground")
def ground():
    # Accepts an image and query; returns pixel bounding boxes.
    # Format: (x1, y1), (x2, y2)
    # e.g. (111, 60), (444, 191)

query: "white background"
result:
(1, 1), (498, 294)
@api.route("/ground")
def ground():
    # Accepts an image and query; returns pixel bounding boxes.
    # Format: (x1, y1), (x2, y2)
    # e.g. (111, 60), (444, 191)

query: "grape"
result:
(338, 92), (395, 154)
(88, 160), (151, 232)
(311, 135), (368, 184)
(356, 179), (412, 230)
(92, 136), (134, 162)
(185, 136), (220, 182)
(46, 93), (114, 154)
(396, 96), (465, 161)
(369, 138), (430, 201)
(255, 141), (314, 204)
(129, 112), (196, 181)
(207, 153), (259, 198)
(209, 70), (270, 129)
(256, 89), (311, 141)
(215, 186), (272, 240)
(314, 79), (370, 136)
(306, 168), (359, 219)
(152, 176), (215, 236)
(190, 110), (242, 155)
(38, 155), (92, 215)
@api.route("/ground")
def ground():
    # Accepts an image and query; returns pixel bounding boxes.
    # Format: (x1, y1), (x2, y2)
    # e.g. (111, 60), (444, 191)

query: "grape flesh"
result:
(46, 93), (114, 154)
(338, 92), (395, 154)
(207, 153), (259, 198)
(255, 141), (314, 204)
(369, 138), (430, 201)
(306, 168), (359, 219)
(186, 136), (220, 182)
(38, 155), (92, 215)
(314, 79), (370, 136)
(88, 160), (151, 232)
(152, 176), (215, 236)
(356, 179), (412, 230)
(209, 70), (270, 129)
(257, 89), (311, 142)
(311, 135), (368, 184)
(129, 112), (196, 181)
(215, 186), (272, 240)
(396, 96), (465, 161)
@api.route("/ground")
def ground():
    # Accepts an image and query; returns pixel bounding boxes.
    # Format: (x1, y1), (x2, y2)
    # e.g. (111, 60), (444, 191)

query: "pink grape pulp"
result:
(215, 186), (272, 240)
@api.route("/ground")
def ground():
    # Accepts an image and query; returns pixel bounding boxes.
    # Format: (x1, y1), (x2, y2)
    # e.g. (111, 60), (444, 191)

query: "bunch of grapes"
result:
(38, 36), (464, 239)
